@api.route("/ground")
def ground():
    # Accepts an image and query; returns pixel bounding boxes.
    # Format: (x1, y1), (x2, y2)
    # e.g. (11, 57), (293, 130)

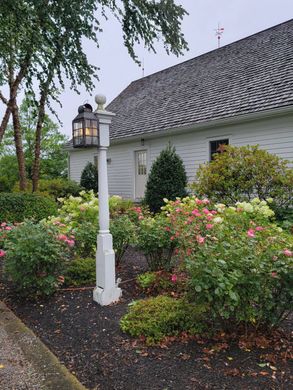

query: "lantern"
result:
(72, 103), (99, 147)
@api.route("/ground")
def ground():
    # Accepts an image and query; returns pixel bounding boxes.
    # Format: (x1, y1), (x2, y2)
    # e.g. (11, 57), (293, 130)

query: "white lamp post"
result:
(72, 95), (122, 305)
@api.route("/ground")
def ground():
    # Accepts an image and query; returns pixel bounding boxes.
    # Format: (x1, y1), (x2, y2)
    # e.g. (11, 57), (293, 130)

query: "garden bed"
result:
(0, 247), (292, 390)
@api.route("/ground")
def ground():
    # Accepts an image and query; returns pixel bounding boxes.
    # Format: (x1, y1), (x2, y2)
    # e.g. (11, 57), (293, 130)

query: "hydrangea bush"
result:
(162, 196), (293, 329)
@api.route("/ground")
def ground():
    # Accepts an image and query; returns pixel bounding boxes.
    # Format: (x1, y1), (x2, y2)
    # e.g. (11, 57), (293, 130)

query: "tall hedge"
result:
(0, 193), (57, 222)
(80, 162), (98, 192)
(145, 145), (187, 212)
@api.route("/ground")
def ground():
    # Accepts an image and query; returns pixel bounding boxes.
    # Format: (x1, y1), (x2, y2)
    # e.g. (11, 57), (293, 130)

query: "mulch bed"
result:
(0, 247), (292, 390)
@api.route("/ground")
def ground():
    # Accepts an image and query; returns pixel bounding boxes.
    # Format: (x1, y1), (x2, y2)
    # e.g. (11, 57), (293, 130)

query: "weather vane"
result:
(215, 23), (225, 48)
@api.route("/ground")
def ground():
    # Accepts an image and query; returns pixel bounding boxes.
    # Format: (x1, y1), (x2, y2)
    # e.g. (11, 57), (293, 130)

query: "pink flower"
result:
(271, 272), (277, 278)
(206, 215), (213, 221)
(1, 222), (6, 227)
(171, 274), (177, 283)
(247, 229), (255, 238)
(202, 199), (210, 205)
(283, 249), (292, 257)
(206, 224), (214, 230)
(211, 210), (217, 215)
(196, 199), (203, 205)
(57, 234), (67, 241)
(203, 208), (210, 215)
(196, 235), (205, 244)
(0, 249), (6, 257)
(170, 236), (175, 241)
(255, 226), (264, 231)
(138, 215), (144, 220)
(165, 226), (171, 232)
(5, 226), (12, 231)
(175, 208), (181, 213)
(65, 239), (75, 247)
(191, 209), (201, 217)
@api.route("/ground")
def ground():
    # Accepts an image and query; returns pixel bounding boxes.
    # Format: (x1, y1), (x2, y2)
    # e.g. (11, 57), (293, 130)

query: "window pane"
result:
(210, 139), (229, 160)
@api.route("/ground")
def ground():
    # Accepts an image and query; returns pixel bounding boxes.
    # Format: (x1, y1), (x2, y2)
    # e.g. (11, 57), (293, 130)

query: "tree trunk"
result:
(0, 107), (11, 143)
(32, 90), (47, 192)
(12, 100), (27, 191)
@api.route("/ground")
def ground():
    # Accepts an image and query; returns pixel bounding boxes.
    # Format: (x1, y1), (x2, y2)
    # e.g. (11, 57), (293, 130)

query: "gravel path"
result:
(0, 326), (46, 390)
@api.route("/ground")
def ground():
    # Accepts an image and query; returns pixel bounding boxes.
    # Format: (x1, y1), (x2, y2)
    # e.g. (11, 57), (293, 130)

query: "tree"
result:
(0, 97), (68, 189)
(80, 162), (99, 192)
(0, 0), (188, 191)
(145, 144), (187, 212)
(193, 145), (293, 209)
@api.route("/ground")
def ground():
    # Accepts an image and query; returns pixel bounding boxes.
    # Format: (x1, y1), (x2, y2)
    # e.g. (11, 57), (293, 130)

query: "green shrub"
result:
(64, 257), (96, 287)
(137, 272), (157, 289)
(0, 193), (57, 222)
(13, 178), (83, 200)
(120, 295), (206, 345)
(4, 221), (70, 298)
(145, 145), (187, 213)
(110, 215), (137, 265)
(80, 162), (98, 191)
(193, 145), (293, 209)
(136, 215), (175, 271)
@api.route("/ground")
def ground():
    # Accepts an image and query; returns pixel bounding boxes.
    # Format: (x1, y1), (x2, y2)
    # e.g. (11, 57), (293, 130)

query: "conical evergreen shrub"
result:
(145, 145), (187, 212)
(80, 162), (98, 191)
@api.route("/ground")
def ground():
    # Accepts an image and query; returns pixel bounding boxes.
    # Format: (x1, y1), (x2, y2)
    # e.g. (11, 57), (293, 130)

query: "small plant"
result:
(80, 162), (98, 191)
(136, 215), (176, 271)
(137, 271), (178, 294)
(4, 221), (71, 298)
(120, 295), (206, 345)
(64, 257), (96, 287)
(145, 144), (187, 212)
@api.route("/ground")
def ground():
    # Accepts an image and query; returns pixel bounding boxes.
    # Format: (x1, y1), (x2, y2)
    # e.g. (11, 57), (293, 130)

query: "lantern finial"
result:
(95, 94), (107, 111)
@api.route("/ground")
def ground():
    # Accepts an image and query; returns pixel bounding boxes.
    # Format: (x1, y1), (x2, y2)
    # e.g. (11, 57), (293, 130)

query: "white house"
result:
(67, 19), (293, 200)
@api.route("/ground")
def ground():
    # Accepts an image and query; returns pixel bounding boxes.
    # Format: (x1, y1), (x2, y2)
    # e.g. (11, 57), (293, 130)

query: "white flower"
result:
(213, 217), (223, 224)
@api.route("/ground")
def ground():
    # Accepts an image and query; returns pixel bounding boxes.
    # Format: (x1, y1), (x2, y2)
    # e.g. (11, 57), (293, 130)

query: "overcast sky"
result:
(21, 1), (293, 136)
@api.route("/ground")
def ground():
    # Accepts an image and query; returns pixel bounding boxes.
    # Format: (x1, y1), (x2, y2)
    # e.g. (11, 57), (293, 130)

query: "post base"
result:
(93, 285), (122, 306)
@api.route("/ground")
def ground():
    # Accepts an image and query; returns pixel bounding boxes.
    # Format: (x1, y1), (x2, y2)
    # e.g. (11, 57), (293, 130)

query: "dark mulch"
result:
(0, 248), (292, 390)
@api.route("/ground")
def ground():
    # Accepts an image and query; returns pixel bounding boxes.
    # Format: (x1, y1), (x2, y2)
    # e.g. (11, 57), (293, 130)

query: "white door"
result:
(135, 150), (147, 199)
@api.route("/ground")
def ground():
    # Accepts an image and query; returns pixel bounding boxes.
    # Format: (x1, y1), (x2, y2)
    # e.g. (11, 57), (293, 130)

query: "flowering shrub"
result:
(0, 222), (16, 249)
(136, 215), (176, 271)
(4, 221), (72, 298)
(163, 196), (293, 329)
(48, 191), (134, 230)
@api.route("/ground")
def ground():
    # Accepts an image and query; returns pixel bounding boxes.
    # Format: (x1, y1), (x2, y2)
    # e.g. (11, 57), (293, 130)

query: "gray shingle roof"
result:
(107, 19), (293, 140)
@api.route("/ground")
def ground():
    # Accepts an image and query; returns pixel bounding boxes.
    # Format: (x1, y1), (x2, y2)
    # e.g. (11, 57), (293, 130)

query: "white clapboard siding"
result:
(69, 113), (293, 199)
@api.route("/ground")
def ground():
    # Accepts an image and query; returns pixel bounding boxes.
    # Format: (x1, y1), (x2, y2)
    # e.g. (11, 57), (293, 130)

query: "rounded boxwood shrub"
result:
(120, 295), (206, 345)
(4, 221), (69, 298)
(145, 144), (187, 213)
(64, 257), (96, 287)
(0, 193), (57, 222)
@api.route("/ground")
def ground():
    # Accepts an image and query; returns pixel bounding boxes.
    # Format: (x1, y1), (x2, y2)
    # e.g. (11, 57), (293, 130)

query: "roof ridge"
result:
(127, 18), (293, 85)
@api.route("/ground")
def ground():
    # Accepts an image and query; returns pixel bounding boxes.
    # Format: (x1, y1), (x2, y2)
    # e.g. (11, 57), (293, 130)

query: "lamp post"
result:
(72, 95), (122, 305)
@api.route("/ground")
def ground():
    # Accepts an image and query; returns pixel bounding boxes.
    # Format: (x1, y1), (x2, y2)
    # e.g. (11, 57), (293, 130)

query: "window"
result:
(137, 150), (147, 175)
(210, 139), (229, 161)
